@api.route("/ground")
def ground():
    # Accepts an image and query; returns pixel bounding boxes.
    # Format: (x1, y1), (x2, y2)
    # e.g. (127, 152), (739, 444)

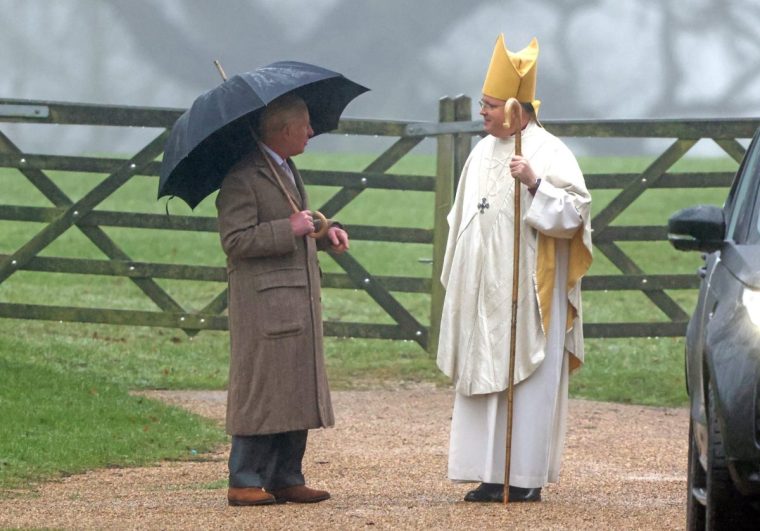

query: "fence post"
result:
(452, 95), (472, 187)
(428, 97), (457, 354)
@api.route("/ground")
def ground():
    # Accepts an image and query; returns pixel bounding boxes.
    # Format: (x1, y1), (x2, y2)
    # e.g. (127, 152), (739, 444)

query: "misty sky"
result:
(2, 0), (760, 154)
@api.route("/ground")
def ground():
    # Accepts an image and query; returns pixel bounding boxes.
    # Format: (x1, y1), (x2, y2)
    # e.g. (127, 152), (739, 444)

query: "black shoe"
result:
(507, 485), (542, 502)
(463, 483), (542, 503)
(464, 482), (504, 502)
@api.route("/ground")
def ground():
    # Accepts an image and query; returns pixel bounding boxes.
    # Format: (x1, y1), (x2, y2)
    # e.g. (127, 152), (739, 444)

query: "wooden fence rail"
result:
(1, 96), (759, 351)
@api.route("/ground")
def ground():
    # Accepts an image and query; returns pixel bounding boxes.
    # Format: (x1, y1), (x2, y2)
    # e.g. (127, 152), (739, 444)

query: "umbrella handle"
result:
(309, 210), (330, 239)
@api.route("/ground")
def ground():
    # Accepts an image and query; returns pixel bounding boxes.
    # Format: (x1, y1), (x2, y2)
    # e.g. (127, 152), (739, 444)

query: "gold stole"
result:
(535, 228), (593, 372)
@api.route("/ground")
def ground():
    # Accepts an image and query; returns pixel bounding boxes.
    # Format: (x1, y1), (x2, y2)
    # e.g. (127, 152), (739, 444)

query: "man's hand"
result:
(289, 210), (315, 236)
(509, 155), (539, 189)
(327, 226), (349, 254)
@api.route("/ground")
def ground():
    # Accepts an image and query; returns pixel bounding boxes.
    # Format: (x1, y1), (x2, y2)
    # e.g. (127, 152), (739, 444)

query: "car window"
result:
(726, 133), (760, 243)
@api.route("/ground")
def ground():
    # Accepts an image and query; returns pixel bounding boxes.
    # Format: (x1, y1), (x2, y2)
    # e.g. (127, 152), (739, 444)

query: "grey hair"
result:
(257, 93), (308, 140)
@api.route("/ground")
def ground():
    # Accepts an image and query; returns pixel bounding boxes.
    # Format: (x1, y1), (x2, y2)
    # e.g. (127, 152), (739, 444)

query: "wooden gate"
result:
(1, 97), (759, 351)
(0, 97), (464, 350)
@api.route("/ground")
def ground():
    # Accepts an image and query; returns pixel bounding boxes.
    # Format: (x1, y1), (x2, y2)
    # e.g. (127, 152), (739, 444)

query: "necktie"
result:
(280, 161), (296, 187)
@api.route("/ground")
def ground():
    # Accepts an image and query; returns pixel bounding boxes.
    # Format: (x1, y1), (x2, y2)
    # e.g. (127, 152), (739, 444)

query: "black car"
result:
(668, 126), (760, 528)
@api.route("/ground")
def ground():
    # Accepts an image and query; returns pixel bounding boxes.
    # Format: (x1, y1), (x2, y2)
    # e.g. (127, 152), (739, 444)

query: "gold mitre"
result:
(482, 34), (540, 114)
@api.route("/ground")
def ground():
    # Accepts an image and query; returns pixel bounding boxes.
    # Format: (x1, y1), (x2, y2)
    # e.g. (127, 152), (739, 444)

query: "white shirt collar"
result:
(260, 143), (287, 167)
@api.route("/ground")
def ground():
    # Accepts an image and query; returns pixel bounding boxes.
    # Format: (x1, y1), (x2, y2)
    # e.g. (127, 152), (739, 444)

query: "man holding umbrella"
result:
(436, 35), (593, 502)
(218, 92), (349, 506)
(159, 62), (367, 506)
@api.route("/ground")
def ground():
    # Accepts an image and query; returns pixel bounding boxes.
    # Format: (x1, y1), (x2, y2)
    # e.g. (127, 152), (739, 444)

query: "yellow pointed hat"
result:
(482, 34), (541, 114)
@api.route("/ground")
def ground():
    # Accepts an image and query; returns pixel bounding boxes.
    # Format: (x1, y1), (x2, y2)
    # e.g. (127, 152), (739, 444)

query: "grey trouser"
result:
(228, 430), (307, 490)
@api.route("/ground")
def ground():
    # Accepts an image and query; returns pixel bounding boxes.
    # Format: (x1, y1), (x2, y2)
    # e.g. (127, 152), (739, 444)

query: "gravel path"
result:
(0, 387), (688, 529)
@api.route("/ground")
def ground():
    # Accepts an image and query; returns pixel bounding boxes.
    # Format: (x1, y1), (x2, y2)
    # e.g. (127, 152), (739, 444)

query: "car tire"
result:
(687, 416), (706, 530)
(705, 383), (753, 529)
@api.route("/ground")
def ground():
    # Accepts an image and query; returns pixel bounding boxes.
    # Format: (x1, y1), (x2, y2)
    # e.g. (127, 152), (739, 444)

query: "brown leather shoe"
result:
(270, 485), (330, 504)
(227, 487), (276, 506)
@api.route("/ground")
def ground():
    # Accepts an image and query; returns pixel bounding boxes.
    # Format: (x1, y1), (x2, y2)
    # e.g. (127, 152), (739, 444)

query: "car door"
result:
(687, 127), (760, 447)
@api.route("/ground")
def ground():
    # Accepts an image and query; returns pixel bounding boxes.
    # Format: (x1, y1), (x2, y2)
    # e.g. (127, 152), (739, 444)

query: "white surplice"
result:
(448, 238), (570, 487)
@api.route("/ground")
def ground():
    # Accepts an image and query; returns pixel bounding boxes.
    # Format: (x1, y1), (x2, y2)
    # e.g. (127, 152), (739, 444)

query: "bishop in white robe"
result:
(436, 116), (593, 500)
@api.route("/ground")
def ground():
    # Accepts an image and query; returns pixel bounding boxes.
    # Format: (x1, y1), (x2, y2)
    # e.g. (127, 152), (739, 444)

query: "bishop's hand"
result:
(509, 155), (539, 189)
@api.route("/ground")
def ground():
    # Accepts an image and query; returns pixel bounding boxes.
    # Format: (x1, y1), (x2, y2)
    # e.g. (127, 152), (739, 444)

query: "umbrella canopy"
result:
(158, 61), (369, 209)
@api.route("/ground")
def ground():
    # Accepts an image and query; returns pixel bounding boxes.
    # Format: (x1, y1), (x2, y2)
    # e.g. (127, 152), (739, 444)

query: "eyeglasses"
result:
(478, 99), (501, 110)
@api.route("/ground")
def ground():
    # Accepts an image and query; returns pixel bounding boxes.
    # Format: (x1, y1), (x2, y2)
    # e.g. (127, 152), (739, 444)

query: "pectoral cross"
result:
(477, 197), (489, 214)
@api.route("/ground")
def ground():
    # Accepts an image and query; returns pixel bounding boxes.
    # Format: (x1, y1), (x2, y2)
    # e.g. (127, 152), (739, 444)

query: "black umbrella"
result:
(158, 61), (369, 209)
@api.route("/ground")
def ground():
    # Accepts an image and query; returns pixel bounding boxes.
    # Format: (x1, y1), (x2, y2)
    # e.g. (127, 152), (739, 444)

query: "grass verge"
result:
(0, 352), (224, 490)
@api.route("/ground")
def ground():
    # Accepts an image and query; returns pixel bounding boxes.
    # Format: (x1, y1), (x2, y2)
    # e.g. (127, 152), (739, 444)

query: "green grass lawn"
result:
(0, 354), (223, 490)
(0, 150), (738, 490)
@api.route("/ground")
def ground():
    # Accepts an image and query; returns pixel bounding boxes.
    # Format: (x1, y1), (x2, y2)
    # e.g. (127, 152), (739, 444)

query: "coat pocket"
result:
(252, 268), (308, 338)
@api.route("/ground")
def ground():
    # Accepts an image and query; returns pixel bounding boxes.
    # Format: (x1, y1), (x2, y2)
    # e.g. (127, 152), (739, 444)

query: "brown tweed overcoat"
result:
(215, 148), (334, 436)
